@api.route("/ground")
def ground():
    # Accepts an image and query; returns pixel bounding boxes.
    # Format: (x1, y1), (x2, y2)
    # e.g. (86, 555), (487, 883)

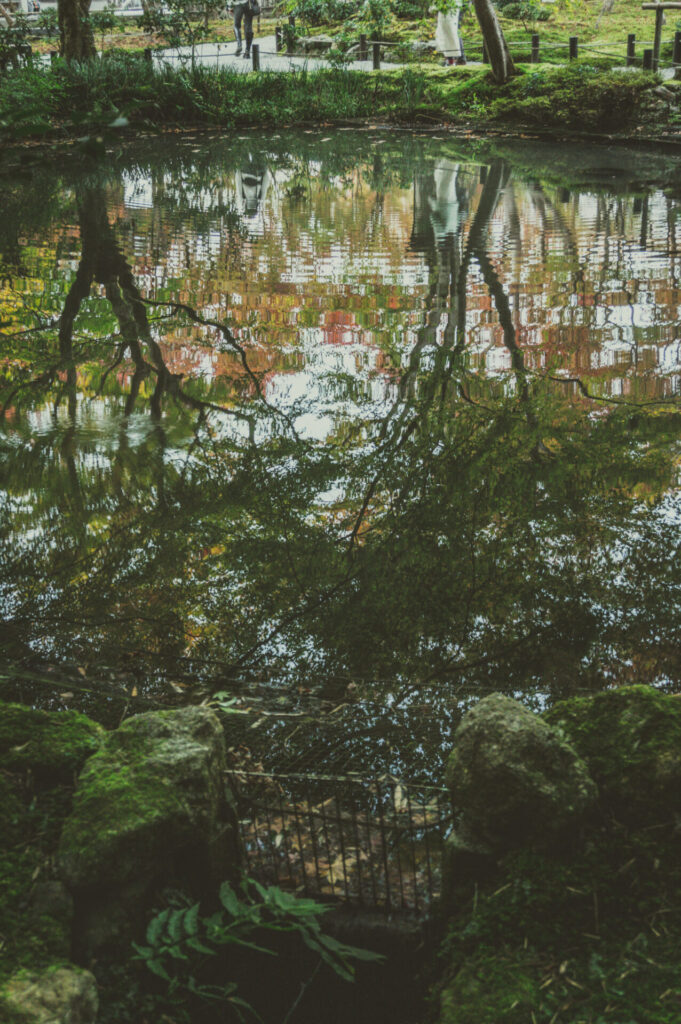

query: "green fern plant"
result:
(134, 878), (383, 1021)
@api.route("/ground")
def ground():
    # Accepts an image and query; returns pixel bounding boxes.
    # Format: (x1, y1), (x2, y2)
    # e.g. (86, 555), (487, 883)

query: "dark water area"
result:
(2, 130), (681, 779)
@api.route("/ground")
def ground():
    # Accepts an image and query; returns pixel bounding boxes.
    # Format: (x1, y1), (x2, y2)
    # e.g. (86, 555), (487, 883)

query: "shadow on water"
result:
(1, 130), (681, 778)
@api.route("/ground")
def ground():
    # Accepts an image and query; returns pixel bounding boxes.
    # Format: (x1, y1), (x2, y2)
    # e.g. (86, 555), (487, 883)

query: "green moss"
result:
(58, 756), (186, 887)
(440, 958), (538, 1024)
(0, 703), (104, 984)
(0, 786), (74, 984)
(544, 685), (681, 822)
(0, 701), (103, 785)
(484, 64), (654, 131)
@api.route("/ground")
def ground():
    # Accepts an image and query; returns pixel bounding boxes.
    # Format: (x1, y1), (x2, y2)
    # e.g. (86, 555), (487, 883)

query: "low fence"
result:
(8, 15), (681, 75)
(227, 769), (453, 914)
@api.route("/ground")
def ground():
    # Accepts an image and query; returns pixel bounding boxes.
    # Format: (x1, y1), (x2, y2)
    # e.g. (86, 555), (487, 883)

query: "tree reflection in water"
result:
(1, 133), (680, 777)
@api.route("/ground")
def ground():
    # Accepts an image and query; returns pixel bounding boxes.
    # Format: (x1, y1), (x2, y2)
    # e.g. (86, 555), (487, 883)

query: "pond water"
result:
(2, 130), (681, 777)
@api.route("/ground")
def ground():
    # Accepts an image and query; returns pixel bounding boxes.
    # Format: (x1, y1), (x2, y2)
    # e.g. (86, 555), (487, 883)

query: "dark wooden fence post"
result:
(143, 47), (152, 63)
(359, 33), (367, 61)
(252, 43), (260, 69)
(372, 41), (380, 69)
(673, 28), (681, 70)
(275, 25), (282, 52)
(287, 16), (295, 54)
(50, 50), (58, 63)
(643, 47), (654, 69)
(653, 5), (664, 70)
(531, 33), (540, 63)
(569, 35), (578, 60)
(627, 32), (636, 66)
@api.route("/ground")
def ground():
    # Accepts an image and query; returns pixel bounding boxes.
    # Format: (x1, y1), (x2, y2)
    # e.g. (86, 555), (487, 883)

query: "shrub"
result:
(501, 1), (550, 20)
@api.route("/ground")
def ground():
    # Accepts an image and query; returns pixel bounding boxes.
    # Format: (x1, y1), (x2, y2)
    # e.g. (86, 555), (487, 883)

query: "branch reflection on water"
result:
(1, 132), (680, 777)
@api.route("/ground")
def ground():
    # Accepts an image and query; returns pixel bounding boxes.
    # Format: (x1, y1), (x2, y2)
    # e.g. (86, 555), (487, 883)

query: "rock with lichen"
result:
(446, 694), (596, 852)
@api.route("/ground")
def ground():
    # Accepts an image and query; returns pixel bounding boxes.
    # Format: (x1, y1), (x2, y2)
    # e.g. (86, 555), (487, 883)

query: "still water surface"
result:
(2, 131), (681, 775)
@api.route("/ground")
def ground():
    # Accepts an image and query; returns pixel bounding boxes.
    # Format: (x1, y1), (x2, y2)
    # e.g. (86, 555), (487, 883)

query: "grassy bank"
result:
(0, 54), (671, 144)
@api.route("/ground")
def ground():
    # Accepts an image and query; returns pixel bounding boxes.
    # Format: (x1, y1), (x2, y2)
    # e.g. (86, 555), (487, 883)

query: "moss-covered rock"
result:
(59, 706), (239, 891)
(57, 707), (240, 955)
(446, 694), (596, 851)
(544, 685), (681, 824)
(0, 703), (103, 785)
(436, 688), (681, 1024)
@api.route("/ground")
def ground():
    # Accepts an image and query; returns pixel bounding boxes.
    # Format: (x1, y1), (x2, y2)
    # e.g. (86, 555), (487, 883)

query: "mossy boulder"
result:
(57, 707), (240, 954)
(0, 965), (98, 1024)
(446, 694), (596, 851)
(544, 685), (681, 824)
(0, 703), (103, 786)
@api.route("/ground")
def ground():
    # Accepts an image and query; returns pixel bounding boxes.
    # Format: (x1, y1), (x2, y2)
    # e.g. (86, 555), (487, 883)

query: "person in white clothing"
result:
(434, 0), (466, 65)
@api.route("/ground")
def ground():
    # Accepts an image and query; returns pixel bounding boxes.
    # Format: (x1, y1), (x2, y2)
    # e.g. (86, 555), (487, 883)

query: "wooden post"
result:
(275, 25), (282, 52)
(372, 41), (380, 69)
(252, 43), (259, 69)
(673, 28), (681, 65)
(531, 33), (540, 63)
(569, 35), (578, 60)
(359, 33), (367, 61)
(627, 32), (636, 65)
(653, 5), (664, 69)
(50, 50), (58, 63)
(643, 47), (654, 68)
(143, 47), (152, 63)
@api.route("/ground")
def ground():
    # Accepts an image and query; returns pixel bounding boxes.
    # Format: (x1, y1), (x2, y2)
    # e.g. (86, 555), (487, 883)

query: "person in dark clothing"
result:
(231, 0), (254, 57)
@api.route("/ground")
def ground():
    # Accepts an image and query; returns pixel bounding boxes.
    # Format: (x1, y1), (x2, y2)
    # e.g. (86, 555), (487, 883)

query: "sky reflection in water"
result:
(1, 132), (680, 776)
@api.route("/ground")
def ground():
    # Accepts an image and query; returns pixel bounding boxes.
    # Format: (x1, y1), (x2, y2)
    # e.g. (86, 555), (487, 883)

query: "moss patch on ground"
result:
(439, 830), (681, 1024)
(0, 702), (103, 985)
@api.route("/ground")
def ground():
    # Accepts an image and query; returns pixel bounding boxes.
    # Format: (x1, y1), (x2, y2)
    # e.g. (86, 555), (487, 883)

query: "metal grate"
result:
(227, 770), (452, 914)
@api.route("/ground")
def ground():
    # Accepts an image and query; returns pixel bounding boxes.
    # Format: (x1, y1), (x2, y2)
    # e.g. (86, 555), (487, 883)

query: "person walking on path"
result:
(231, 0), (259, 58)
(434, 0), (466, 65)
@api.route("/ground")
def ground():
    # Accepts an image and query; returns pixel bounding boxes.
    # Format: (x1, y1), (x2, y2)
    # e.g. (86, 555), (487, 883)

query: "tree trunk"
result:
(0, 2), (15, 28)
(472, 0), (516, 84)
(58, 0), (96, 59)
